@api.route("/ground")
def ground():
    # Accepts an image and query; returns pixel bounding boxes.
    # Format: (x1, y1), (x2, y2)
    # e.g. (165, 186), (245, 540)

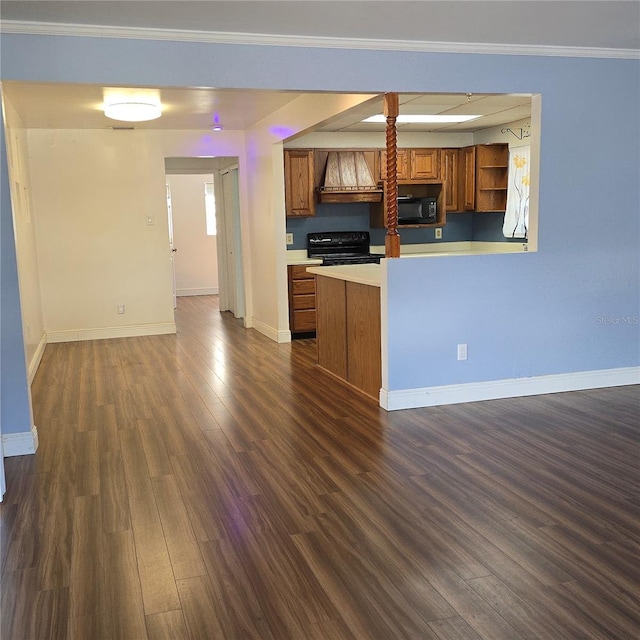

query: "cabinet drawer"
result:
(292, 279), (315, 295)
(292, 310), (316, 332)
(293, 294), (316, 310)
(289, 264), (314, 280)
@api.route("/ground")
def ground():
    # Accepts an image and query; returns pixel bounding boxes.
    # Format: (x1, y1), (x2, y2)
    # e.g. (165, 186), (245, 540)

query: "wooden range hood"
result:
(317, 150), (383, 204)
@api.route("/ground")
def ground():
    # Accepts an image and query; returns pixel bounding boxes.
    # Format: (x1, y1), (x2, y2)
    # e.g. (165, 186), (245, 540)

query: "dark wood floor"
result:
(1, 295), (639, 639)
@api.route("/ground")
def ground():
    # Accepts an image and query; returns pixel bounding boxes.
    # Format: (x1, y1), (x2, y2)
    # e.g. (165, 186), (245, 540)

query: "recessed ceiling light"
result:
(104, 101), (162, 122)
(211, 124), (223, 131)
(362, 114), (481, 124)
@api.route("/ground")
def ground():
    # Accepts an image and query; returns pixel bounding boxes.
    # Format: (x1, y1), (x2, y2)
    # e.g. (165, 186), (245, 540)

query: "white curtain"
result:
(503, 145), (530, 238)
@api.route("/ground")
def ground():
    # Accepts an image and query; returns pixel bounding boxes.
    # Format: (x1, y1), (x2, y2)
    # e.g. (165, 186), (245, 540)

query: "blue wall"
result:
(386, 57), (639, 390)
(286, 203), (473, 250)
(1, 32), (638, 403)
(286, 205), (518, 250)
(0, 99), (32, 436)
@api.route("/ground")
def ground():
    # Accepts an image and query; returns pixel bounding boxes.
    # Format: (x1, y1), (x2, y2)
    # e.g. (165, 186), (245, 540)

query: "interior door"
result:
(222, 170), (236, 314)
(223, 168), (244, 318)
(165, 183), (177, 309)
(216, 166), (244, 318)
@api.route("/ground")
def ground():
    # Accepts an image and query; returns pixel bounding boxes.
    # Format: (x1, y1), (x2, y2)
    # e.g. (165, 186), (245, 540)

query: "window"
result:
(204, 182), (216, 235)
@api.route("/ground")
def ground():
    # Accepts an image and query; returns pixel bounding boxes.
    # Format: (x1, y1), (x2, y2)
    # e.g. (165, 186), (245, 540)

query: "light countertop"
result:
(286, 250), (322, 266)
(287, 242), (528, 266)
(306, 263), (381, 287)
(291, 241), (529, 288)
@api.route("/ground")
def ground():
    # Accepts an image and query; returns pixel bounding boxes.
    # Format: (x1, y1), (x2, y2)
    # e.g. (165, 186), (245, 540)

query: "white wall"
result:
(287, 130), (475, 149)
(25, 128), (247, 342)
(2, 95), (45, 379)
(166, 174), (218, 296)
(13, 94), (380, 348)
(243, 93), (382, 341)
(28, 129), (175, 340)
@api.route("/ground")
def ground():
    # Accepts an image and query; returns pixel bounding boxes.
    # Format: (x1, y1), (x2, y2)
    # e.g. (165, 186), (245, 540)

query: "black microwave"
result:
(397, 196), (437, 224)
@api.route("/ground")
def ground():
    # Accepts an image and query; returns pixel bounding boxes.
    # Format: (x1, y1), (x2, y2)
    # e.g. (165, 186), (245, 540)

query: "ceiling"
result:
(1, 1), (635, 136)
(1, 82), (532, 134)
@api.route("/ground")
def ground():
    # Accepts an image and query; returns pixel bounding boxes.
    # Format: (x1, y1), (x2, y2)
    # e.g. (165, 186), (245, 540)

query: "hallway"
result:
(1, 296), (638, 639)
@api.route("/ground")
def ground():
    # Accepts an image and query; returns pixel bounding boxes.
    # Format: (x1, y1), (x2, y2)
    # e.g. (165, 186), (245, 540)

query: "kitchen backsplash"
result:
(286, 203), (520, 250)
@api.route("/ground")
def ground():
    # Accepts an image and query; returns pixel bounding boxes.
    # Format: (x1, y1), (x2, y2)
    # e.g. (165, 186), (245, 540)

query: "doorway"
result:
(164, 157), (244, 319)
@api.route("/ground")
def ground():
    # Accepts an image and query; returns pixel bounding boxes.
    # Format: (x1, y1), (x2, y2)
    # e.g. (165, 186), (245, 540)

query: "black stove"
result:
(307, 231), (383, 266)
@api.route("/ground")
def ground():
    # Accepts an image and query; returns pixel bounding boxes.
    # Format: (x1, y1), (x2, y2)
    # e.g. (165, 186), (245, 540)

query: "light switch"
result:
(146, 215), (154, 226)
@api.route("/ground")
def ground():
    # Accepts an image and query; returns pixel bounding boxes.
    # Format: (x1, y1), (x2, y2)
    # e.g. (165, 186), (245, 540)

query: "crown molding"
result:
(1, 20), (638, 60)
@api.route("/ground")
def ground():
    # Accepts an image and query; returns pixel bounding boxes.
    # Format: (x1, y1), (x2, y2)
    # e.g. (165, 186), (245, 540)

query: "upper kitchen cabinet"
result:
(410, 148), (441, 181)
(284, 149), (315, 217)
(462, 143), (509, 212)
(379, 148), (441, 182)
(442, 148), (460, 212)
(379, 149), (409, 181)
(461, 146), (476, 211)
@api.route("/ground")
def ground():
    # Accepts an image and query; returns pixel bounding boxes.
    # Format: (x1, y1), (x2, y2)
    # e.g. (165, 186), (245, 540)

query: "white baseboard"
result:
(28, 333), (48, 384)
(380, 366), (640, 411)
(176, 287), (219, 296)
(46, 322), (177, 343)
(2, 425), (39, 457)
(251, 318), (291, 343)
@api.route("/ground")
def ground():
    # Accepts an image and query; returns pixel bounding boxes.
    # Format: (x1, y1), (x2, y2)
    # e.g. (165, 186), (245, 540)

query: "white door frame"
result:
(216, 165), (244, 318)
(165, 182), (177, 309)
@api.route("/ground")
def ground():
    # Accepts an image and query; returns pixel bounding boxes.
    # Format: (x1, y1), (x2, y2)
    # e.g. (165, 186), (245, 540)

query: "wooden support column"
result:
(384, 92), (400, 258)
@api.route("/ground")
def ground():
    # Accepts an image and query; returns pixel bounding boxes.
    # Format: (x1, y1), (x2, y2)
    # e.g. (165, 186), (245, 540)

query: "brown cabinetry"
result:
(410, 148), (441, 180)
(442, 148), (460, 212)
(288, 265), (316, 334)
(461, 146), (476, 211)
(284, 149), (315, 217)
(460, 143), (509, 212)
(379, 148), (440, 182)
(379, 149), (409, 181)
(315, 275), (381, 399)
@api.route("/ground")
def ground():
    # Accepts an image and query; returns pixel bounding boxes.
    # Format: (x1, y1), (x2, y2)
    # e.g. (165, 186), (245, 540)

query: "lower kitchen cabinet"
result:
(315, 275), (381, 399)
(288, 265), (316, 334)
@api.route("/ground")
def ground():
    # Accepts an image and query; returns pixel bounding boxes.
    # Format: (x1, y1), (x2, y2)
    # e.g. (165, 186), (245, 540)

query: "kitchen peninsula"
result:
(301, 241), (527, 400)
(306, 263), (382, 400)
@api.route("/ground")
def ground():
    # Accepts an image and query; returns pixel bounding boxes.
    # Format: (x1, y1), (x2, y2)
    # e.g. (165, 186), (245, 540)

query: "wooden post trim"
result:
(384, 93), (400, 258)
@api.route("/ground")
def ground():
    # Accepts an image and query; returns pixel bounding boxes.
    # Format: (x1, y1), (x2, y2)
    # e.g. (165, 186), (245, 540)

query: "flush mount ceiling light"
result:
(362, 114), (481, 124)
(211, 124), (223, 131)
(104, 101), (162, 122)
(103, 88), (162, 122)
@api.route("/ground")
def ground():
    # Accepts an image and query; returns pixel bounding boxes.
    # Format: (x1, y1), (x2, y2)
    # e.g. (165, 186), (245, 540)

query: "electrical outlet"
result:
(435, 228), (442, 240)
(457, 343), (467, 361)
(286, 233), (294, 245)
(146, 214), (154, 226)
(117, 304), (125, 314)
